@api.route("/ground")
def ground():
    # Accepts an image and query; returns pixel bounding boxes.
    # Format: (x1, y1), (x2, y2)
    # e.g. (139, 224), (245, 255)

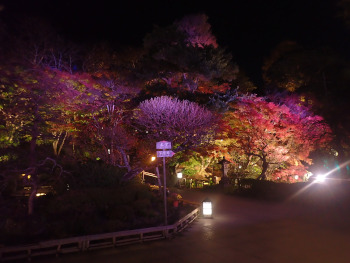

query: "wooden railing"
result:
(142, 171), (158, 179)
(0, 205), (200, 262)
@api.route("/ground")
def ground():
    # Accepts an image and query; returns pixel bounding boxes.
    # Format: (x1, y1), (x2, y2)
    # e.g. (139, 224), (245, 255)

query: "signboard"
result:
(156, 141), (172, 150)
(155, 141), (173, 225)
(157, 150), (175, 158)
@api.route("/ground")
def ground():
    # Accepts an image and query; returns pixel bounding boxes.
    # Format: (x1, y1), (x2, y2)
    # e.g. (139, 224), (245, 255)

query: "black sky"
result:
(1, 0), (349, 86)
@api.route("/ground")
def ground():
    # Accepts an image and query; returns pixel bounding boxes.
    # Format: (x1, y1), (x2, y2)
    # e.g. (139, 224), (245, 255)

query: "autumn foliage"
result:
(222, 94), (332, 182)
(0, 11), (337, 196)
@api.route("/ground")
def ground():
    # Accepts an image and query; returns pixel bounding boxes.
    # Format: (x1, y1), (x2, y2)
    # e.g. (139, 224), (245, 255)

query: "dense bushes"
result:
(65, 160), (127, 189)
(0, 162), (189, 246)
(235, 178), (308, 201)
(1, 183), (163, 245)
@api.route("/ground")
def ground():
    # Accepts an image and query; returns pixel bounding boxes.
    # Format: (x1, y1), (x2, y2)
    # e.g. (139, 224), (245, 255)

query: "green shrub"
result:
(68, 160), (126, 189)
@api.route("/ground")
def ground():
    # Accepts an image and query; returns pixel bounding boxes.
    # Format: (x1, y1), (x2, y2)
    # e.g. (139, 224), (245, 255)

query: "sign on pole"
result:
(156, 141), (172, 150)
(157, 150), (175, 158)
(156, 141), (173, 226)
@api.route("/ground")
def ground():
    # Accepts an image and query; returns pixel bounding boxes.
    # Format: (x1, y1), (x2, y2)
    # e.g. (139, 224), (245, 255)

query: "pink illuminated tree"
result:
(223, 94), (332, 181)
(175, 13), (218, 48)
(134, 96), (217, 152)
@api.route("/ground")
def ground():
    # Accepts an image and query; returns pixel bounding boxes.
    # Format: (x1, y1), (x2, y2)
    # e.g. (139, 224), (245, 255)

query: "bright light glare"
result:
(203, 201), (212, 216)
(151, 156), (156, 161)
(315, 174), (326, 183)
(177, 172), (182, 179)
(288, 160), (350, 202)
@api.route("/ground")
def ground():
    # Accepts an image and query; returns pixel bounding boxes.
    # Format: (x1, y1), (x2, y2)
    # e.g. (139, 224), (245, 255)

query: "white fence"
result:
(0, 206), (200, 262)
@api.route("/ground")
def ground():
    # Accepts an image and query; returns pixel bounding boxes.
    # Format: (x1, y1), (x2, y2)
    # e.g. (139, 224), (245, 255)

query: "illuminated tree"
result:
(0, 16), (93, 160)
(140, 14), (237, 95)
(81, 100), (136, 173)
(175, 13), (218, 48)
(0, 52), (118, 207)
(0, 64), (64, 165)
(223, 94), (332, 181)
(263, 41), (350, 177)
(134, 96), (217, 152)
(0, 63), (78, 214)
(46, 70), (112, 157)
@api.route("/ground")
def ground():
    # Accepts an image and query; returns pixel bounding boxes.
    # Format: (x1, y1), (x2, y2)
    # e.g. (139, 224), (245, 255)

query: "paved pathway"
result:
(35, 185), (350, 263)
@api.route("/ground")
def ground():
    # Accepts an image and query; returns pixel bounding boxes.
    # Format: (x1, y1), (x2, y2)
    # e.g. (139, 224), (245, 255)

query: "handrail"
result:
(142, 171), (157, 178)
(0, 206), (200, 262)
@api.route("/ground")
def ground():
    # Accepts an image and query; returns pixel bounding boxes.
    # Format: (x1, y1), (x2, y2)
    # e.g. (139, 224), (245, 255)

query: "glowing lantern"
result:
(202, 198), (212, 218)
(177, 172), (183, 179)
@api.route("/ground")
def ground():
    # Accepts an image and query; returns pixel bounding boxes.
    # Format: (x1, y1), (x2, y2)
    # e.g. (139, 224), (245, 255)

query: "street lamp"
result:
(315, 174), (326, 183)
(202, 198), (213, 218)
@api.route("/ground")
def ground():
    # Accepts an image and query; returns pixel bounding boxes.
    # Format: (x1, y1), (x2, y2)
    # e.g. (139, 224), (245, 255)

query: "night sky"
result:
(1, 0), (349, 86)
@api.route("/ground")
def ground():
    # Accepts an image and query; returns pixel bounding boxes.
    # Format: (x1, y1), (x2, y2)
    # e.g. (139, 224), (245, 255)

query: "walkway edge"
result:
(0, 206), (200, 262)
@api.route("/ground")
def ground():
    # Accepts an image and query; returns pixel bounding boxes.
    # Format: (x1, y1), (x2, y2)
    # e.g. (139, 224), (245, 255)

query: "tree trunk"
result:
(119, 147), (131, 172)
(57, 131), (68, 156)
(198, 156), (212, 178)
(30, 121), (38, 166)
(53, 131), (68, 156)
(53, 133), (59, 156)
(257, 155), (268, 180)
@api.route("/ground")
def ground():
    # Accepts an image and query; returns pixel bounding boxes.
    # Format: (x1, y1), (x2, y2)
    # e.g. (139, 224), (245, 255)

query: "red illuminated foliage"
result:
(222, 94), (332, 181)
(175, 13), (218, 48)
(263, 42), (350, 177)
(79, 100), (136, 173)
